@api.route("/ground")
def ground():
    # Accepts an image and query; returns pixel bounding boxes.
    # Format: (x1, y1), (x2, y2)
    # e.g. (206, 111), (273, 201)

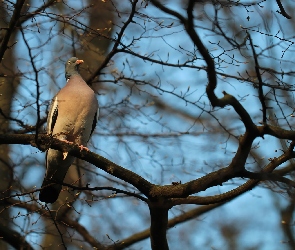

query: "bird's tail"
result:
(39, 180), (62, 203)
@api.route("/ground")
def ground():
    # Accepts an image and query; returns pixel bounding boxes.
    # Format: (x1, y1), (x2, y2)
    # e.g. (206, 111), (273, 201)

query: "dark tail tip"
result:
(39, 186), (60, 203)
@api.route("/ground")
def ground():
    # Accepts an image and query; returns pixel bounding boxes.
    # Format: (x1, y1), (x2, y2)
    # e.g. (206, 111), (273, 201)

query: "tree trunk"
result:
(149, 203), (169, 250)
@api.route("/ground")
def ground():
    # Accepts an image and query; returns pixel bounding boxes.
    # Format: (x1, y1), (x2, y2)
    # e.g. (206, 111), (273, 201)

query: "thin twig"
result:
(62, 183), (148, 202)
(19, 28), (42, 145)
(45, 204), (67, 250)
(86, 0), (139, 84)
(247, 32), (267, 123)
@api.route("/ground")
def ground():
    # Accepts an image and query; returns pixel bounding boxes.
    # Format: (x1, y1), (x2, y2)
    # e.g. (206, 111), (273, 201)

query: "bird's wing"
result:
(47, 96), (58, 134)
(89, 110), (98, 140)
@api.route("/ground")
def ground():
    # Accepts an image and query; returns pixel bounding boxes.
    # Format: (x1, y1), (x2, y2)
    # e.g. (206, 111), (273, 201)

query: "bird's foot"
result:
(79, 145), (90, 152)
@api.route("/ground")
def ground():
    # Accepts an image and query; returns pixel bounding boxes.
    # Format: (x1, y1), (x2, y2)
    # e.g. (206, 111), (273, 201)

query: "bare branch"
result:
(86, 0), (139, 84)
(276, 0), (291, 19)
(248, 32), (267, 123)
(0, 0), (25, 63)
(0, 134), (154, 196)
(0, 222), (33, 249)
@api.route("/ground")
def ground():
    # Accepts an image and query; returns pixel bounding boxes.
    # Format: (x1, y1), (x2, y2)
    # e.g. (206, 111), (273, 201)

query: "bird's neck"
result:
(65, 72), (79, 80)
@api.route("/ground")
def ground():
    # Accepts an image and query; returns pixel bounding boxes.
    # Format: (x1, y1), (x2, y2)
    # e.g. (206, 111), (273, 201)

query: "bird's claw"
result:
(79, 145), (89, 152)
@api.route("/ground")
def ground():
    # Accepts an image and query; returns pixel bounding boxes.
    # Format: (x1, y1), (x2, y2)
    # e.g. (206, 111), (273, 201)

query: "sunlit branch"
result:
(0, 134), (154, 197)
(169, 141), (295, 206)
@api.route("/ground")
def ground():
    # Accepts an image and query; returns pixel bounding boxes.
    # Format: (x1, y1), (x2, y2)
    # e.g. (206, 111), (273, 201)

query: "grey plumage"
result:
(39, 57), (98, 203)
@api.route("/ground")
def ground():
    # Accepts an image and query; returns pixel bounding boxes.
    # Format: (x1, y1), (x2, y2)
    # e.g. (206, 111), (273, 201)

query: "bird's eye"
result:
(67, 61), (71, 64)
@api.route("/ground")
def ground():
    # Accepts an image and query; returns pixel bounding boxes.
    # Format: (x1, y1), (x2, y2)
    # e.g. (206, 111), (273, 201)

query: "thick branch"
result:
(0, 221), (33, 249)
(151, 0), (257, 131)
(0, 134), (154, 196)
(276, 0), (291, 19)
(149, 129), (257, 198)
(169, 142), (295, 205)
(259, 124), (295, 139)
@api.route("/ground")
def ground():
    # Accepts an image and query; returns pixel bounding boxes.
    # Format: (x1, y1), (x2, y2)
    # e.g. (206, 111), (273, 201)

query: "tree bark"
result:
(149, 203), (169, 250)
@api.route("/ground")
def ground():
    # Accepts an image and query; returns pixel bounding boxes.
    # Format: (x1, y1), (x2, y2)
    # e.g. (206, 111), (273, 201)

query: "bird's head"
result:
(65, 57), (84, 80)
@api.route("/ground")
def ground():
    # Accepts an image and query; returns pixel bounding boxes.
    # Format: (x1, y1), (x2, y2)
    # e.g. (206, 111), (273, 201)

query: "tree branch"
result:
(248, 32), (267, 123)
(86, 0), (139, 84)
(151, 0), (258, 131)
(62, 183), (148, 202)
(0, 134), (154, 197)
(107, 203), (223, 249)
(276, 0), (291, 19)
(0, 221), (34, 249)
(149, 203), (169, 250)
(4, 199), (106, 249)
(169, 141), (295, 205)
(0, 0), (26, 63)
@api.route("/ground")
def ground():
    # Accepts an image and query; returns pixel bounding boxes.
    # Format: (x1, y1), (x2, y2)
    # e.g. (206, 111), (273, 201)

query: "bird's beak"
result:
(76, 59), (84, 65)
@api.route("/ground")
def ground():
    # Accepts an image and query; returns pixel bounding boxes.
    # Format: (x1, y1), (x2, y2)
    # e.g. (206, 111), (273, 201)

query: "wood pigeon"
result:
(39, 57), (98, 203)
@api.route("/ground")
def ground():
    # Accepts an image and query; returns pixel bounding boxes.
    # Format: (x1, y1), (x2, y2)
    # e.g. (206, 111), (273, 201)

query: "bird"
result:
(39, 57), (98, 203)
